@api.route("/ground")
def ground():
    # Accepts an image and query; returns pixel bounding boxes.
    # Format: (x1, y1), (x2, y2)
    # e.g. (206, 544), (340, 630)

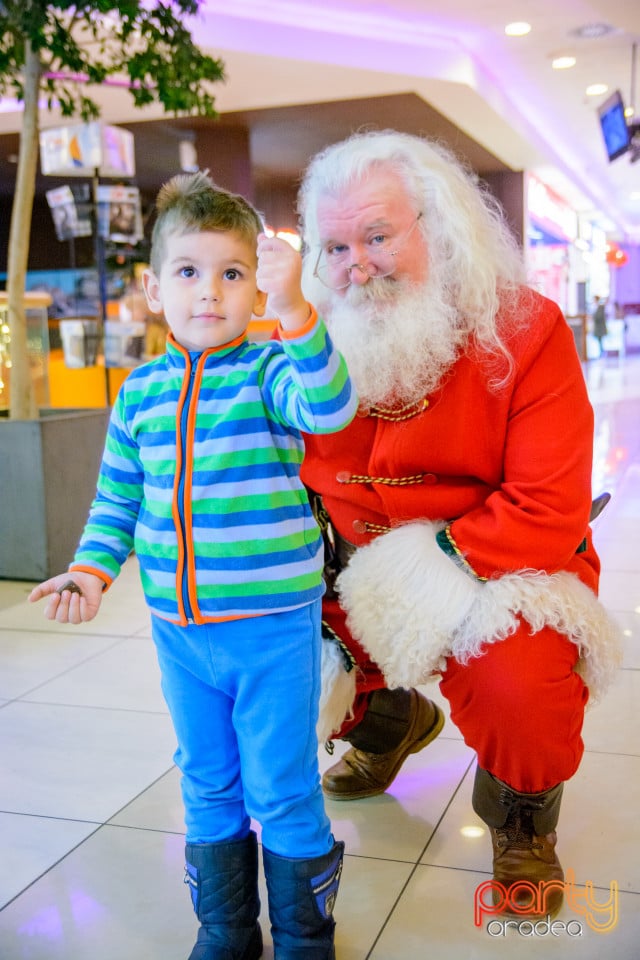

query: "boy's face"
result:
(143, 230), (267, 352)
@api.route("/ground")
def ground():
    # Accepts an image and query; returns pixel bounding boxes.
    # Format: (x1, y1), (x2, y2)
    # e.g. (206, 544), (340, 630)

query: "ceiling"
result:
(1, 0), (639, 240)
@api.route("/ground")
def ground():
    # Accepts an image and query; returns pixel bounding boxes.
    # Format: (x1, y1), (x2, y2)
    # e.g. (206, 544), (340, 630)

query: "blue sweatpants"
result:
(151, 599), (333, 858)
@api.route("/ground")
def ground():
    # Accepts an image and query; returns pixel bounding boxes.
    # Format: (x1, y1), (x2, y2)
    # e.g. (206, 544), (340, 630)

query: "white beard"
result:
(319, 278), (466, 407)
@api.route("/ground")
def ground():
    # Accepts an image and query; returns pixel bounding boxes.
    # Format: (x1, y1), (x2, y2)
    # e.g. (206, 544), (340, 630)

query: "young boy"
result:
(30, 171), (357, 960)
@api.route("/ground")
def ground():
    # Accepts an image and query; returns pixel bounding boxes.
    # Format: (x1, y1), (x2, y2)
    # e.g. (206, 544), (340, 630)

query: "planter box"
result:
(0, 408), (109, 581)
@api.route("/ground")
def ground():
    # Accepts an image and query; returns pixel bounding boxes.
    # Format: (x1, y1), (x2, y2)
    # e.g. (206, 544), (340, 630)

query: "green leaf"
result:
(3, 0), (226, 419)
(0, 0), (223, 118)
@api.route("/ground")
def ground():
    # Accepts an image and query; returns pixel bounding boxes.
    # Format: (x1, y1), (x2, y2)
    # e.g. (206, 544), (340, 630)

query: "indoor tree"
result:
(0, 1), (225, 419)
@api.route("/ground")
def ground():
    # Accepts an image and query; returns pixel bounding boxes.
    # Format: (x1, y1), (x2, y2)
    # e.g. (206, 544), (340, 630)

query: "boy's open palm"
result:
(29, 571), (105, 624)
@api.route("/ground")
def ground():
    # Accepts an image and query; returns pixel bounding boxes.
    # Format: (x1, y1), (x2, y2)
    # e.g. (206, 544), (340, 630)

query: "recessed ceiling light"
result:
(586, 83), (608, 96)
(505, 22), (531, 37)
(552, 56), (576, 70)
(570, 23), (616, 40)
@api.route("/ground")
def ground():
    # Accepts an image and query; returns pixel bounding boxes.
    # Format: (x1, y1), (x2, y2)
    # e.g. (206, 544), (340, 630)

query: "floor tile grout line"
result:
(103, 765), (178, 826)
(0, 822), (105, 914)
(363, 754), (477, 959)
(1, 760), (176, 823)
(0, 765), (179, 913)
(0, 809), (103, 825)
(2, 698), (170, 716)
(0, 636), (140, 703)
(92, 821), (187, 837)
(0, 616), (141, 628)
(582, 746), (640, 759)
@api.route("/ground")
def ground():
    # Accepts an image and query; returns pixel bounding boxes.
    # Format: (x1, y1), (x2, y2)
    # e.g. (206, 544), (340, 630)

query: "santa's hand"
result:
(256, 234), (310, 330)
(29, 571), (105, 624)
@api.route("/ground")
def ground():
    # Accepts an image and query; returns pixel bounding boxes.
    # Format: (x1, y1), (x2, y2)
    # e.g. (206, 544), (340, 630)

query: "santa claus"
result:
(298, 129), (622, 917)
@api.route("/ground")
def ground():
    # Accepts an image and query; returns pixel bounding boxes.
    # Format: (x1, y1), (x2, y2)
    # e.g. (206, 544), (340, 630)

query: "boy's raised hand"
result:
(256, 234), (311, 331)
(29, 571), (105, 624)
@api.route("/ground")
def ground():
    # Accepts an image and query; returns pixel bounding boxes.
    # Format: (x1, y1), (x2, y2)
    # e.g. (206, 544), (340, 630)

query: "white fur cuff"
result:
(336, 521), (481, 688)
(335, 522), (623, 703)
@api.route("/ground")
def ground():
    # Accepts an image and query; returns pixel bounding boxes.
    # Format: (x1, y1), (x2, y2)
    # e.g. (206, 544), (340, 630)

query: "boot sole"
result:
(324, 702), (445, 801)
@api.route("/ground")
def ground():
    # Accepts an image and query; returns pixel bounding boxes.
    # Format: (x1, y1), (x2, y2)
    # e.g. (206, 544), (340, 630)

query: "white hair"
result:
(298, 129), (530, 386)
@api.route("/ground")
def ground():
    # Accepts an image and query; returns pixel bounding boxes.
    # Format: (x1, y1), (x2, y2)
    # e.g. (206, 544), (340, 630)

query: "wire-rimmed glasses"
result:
(312, 212), (423, 290)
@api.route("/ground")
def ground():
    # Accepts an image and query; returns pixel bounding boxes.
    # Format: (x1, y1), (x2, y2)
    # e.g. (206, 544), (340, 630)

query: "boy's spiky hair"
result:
(149, 170), (264, 274)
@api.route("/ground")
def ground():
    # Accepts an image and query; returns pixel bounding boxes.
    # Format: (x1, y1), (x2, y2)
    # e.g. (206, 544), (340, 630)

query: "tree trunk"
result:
(7, 41), (42, 419)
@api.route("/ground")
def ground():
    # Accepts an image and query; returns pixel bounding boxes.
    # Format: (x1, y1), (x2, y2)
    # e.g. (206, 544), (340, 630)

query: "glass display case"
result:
(0, 291), (52, 410)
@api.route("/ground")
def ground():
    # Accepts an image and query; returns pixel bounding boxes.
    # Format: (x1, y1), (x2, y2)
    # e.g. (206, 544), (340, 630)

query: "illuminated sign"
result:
(528, 176), (578, 242)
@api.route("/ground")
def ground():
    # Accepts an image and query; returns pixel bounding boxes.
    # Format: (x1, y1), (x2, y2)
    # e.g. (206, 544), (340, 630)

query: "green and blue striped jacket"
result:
(71, 310), (356, 624)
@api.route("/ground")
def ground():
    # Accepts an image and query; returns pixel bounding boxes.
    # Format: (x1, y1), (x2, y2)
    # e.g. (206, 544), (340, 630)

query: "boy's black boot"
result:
(262, 840), (344, 959)
(184, 831), (263, 960)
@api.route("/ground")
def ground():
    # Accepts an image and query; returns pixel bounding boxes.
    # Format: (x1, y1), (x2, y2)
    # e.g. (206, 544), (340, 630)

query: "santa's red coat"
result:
(302, 289), (621, 792)
(303, 290), (598, 589)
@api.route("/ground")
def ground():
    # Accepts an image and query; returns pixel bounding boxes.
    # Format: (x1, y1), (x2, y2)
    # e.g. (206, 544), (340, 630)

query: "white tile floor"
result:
(1, 351), (639, 959)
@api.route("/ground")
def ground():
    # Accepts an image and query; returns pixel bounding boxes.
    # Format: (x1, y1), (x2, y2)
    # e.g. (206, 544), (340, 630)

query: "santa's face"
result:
(310, 171), (463, 407)
(314, 168), (428, 295)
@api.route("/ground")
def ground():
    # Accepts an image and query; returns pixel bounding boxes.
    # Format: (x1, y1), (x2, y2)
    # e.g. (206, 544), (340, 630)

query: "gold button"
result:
(336, 471), (351, 483)
(352, 519), (367, 534)
(423, 473), (438, 484)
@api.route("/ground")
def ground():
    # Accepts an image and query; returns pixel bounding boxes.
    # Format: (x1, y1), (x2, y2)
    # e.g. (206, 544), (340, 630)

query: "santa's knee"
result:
(439, 629), (588, 787)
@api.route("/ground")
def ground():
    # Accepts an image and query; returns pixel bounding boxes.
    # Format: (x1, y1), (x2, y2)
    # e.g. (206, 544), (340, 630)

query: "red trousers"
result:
(324, 596), (589, 794)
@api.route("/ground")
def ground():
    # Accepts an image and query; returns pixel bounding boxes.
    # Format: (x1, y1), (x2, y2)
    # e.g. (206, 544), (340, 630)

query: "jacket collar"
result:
(165, 331), (248, 367)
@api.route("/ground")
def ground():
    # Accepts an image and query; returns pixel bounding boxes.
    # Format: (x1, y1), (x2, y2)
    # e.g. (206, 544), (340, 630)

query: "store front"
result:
(526, 175), (619, 360)
(527, 175), (578, 315)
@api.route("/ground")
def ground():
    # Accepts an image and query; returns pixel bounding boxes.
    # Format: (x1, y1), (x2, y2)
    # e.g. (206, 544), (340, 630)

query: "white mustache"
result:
(324, 280), (464, 406)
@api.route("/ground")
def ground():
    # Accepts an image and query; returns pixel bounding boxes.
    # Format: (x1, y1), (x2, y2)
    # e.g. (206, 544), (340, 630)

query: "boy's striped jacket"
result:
(70, 309), (357, 624)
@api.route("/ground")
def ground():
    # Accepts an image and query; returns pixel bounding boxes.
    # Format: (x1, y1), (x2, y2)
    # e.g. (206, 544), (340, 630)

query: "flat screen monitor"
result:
(598, 90), (631, 162)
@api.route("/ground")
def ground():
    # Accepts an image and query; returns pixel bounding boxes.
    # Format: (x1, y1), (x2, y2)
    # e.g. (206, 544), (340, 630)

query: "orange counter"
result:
(48, 349), (131, 407)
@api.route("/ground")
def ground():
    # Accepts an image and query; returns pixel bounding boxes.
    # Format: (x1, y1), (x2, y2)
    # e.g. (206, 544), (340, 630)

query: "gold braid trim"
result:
(361, 521), (392, 534)
(367, 397), (429, 422)
(321, 621), (357, 672)
(342, 473), (425, 486)
(440, 524), (488, 582)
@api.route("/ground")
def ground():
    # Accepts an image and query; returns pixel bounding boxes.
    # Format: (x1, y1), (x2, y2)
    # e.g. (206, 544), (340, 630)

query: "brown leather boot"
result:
(472, 766), (565, 918)
(322, 688), (444, 800)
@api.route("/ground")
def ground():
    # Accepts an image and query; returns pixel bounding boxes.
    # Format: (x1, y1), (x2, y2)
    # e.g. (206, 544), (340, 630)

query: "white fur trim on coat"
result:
(336, 521), (622, 704)
(455, 569), (622, 704)
(317, 632), (356, 743)
(336, 521), (481, 685)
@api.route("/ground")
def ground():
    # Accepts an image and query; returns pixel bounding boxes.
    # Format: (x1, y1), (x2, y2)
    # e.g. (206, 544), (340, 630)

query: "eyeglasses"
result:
(312, 213), (423, 290)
